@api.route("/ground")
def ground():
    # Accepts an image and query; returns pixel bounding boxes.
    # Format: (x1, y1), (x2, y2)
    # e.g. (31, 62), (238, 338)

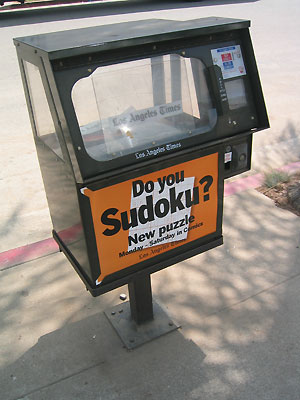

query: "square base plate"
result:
(104, 300), (180, 350)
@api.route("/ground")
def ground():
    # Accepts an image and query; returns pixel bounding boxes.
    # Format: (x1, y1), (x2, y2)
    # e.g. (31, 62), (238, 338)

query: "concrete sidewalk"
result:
(0, 1), (300, 398)
(1, 188), (299, 400)
(1, 0), (300, 254)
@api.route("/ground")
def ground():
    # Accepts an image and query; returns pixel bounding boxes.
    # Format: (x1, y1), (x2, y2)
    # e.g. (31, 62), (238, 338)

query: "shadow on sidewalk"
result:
(253, 120), (300, 171)
(0, 190), (299, 399)
(0, 203), (24, 242)
(1, 312), (206, 399)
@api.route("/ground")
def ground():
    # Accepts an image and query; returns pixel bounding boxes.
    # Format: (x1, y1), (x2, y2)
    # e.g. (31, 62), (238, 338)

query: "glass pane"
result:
(23, 61), (63, 159)
(224, 78), (247, 110)
(72, 55), (216, 161)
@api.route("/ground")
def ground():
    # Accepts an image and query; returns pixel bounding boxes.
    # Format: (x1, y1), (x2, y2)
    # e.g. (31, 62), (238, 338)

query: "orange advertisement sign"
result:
(83, 153), (219, 285)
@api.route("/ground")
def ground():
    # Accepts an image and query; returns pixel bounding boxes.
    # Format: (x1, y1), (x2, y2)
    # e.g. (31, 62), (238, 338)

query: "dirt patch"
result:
(257, 171), (300, 217)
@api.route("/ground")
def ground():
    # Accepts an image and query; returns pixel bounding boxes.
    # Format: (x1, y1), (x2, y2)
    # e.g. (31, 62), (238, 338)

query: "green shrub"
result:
(263, 169), (290, 188)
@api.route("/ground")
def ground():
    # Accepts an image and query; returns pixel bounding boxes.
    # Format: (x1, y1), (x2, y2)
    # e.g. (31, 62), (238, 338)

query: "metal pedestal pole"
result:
(128, 274), (154, 324)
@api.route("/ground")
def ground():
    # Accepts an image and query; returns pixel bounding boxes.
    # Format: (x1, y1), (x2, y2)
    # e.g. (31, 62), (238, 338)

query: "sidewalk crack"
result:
(12, 361), (106, 400)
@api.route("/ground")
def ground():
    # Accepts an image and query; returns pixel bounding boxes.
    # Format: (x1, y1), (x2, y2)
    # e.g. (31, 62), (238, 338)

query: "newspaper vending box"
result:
(15, 17), (268, 348)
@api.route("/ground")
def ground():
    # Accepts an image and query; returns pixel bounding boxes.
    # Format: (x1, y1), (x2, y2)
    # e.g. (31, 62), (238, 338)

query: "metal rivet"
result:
(153, 45), (157, 50)
(119, 309), (123, 314)
(251, 116), (255, 120)
(34, 50), (37, 54)
(88, 68), (92, 73)
(78, 146), (81, 150)
(168, 322), (174, 327)
(232, 121), (237, 126)
(111, 311), (116, 316)
(182, 51), (186, 56)
(120, 294), (127, 301)
(59, 61), (63, 67)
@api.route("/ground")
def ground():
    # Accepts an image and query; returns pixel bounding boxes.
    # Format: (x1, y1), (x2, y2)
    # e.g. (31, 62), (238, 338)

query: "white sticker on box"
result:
(211, 45), (246, 80)
(224, 152), (232, 163)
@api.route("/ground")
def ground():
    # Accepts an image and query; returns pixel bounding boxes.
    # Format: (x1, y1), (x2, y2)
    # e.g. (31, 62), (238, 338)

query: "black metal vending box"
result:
(14, 17), (268, 303)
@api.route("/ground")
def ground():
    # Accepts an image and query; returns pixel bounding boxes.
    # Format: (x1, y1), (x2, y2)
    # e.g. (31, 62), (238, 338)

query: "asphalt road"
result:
(0, 0), (299, 251)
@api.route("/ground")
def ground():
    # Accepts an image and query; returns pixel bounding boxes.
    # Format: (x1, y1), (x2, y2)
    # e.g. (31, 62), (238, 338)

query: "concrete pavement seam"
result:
(11, 360), (106, 400)
(206, 271), (300, 319)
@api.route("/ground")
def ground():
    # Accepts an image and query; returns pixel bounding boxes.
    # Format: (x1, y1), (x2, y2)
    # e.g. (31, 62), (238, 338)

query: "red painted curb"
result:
(224, 173), (263, 196)
(0, 238), (59, 271)
(0, 224), (82, 271)
(224, 161), (300, 196)
(1, 161), (299, 271)
(0, 0), (105, 13)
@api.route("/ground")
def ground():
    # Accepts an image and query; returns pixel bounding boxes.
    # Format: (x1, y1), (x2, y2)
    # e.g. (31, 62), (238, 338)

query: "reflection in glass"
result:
(225, 78), (247, 110)
(23, 61), (63, 159)
(72, 55), (217, 161)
